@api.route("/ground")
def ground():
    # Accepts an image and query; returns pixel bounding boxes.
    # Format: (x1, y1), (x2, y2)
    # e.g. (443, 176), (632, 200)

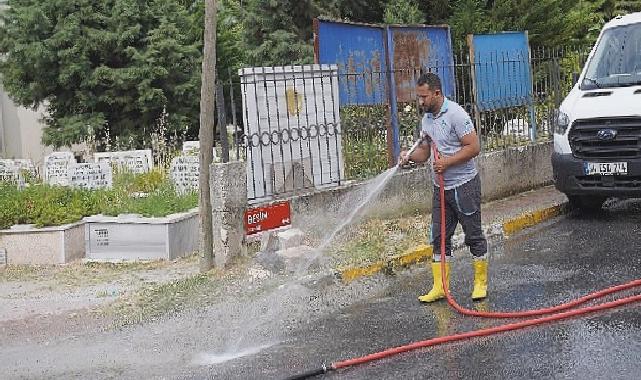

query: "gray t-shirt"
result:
(421, 98), (478, 190)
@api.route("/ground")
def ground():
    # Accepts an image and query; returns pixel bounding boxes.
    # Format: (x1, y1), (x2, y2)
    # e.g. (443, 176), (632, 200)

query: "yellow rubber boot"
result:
(418, 262), (450, 303)
(472, 259), (488, 300)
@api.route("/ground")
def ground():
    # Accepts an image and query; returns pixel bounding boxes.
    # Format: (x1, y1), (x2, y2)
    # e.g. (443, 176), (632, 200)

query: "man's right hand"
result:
(398, 150), (411, 167)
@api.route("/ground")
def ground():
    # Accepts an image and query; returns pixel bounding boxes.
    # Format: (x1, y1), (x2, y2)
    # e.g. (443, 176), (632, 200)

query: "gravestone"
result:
(182, 141), (200, 156)
(182, 141), (218, 160)
(68, 163), (113, 190)
(44, 152), (76, 186)
(94, 150), (153, 174)
(11, 159), (36, 178)
(170, 155), (199, 193)
(0, 160), (19, 183)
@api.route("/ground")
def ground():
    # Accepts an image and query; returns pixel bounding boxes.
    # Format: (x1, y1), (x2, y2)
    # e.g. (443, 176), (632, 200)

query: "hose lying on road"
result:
(284, 144), (641, 380)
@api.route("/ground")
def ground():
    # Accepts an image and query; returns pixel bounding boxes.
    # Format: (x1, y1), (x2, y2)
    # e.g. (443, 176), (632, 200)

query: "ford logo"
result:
(597, 129), (617, 141)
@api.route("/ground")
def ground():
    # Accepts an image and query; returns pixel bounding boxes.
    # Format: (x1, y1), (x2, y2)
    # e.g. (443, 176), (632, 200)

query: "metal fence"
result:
(215, 45), (591, 202)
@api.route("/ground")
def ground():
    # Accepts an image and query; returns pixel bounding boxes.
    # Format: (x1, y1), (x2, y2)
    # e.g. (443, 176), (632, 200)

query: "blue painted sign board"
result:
(468, 32), (533, 111)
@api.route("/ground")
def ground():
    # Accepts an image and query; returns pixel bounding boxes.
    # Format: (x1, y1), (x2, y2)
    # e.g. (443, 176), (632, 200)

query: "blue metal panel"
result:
(316, 21), (388, 105)
(469, 32), (533, 111)
(388, 26), (456, 101)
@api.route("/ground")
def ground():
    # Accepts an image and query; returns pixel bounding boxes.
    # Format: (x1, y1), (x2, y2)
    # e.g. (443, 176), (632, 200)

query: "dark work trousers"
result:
(431, 174), (487, 261)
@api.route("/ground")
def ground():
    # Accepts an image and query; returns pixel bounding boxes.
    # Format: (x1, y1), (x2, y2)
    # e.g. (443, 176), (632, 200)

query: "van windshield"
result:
(582, 22), (641, 90)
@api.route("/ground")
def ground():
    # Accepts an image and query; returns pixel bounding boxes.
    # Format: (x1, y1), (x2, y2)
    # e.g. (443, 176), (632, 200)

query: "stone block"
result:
(0, 222), (85, 264)
(276, 245), (318, 273)
(210, 161), (247, 212)
(277, 228), (304, 250)
(256, 245), (319, 274)
(212, 210), (246, 268)
(260, 231), (280, 253)
(84, 209), (198, 262)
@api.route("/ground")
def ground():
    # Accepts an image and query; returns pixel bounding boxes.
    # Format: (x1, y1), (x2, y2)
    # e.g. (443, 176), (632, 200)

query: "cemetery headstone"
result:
(182, 141), (200, 156)
(170, 155), (199, 193)
(12, 159), (37, 178)
(44, 152), (76, 186)
(68, 163), (113, 190)
(0, 160), (19, 183)
(182, 141), (217, 160)
(94, 150), (153, 174)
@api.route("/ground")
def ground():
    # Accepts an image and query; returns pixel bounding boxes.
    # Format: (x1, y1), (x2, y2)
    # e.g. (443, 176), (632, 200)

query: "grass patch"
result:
(329, 214), (429, 270)
(0, 265), (45, 282)
(107, 271), (224, 326)
(0, 258), (190, 286)
(103, 255), (260, 327)
(51, 261), (170, 287)
(106, 273), (215, 326)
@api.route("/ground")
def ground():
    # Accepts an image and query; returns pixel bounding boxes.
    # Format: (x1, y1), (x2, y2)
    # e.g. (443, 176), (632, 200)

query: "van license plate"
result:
(584, 162), (627, 176)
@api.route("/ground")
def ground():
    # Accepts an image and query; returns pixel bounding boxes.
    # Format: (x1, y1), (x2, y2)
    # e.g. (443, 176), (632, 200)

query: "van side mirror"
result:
(572, 72), (580, 86)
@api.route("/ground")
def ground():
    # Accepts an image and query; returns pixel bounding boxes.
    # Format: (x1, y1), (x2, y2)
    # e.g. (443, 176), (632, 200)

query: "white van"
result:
(552, 12), (641, 210)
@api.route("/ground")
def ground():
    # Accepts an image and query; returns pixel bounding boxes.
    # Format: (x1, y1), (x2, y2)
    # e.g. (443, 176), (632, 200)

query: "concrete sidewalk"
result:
(339, 185), (569, 282)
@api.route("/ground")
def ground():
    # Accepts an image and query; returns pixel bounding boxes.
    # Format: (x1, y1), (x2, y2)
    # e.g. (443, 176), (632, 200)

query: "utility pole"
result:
(199, 0), (218, 272)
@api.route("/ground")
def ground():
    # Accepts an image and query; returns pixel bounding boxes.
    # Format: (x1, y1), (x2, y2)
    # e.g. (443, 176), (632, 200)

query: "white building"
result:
(0, 0), (56, 167)
(0, 83), (53, 167)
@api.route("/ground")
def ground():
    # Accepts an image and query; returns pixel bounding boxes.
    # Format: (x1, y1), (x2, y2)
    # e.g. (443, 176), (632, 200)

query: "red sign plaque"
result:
(244, 201), (291, 235)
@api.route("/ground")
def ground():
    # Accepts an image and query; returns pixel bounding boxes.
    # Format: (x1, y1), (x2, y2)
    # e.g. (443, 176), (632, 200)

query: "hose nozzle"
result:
(398, 139), (423, 168)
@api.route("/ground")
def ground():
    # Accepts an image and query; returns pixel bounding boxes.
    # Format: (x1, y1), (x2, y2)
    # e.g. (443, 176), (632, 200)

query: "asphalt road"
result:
(207, 199), (641, 380)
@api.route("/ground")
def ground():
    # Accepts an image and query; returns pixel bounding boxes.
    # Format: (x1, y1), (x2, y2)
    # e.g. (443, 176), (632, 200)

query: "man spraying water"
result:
(399, 72), (488, 303)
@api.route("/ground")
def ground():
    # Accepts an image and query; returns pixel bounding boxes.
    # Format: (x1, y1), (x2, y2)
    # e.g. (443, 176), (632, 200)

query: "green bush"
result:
(97, 183), (197, 218)
(0, 171), (198, 229)
(112, 167), (168, 194)
(0, 183), (101, 228)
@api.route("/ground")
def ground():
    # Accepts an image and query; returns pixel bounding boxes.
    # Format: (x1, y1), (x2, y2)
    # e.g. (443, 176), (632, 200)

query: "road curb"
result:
(338, 201), (569, 283)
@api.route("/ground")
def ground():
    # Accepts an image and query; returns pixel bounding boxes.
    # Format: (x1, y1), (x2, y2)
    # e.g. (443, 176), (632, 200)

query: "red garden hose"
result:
(284, 144), (641, 380)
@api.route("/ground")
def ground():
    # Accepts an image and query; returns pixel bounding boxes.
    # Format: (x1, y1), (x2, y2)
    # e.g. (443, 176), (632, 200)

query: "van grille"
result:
(576, 175), (641, 188)
(569, 117), (641, 159)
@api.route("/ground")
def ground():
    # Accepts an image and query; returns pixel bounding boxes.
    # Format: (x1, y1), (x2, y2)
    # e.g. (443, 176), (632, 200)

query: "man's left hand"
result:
(433, 155), (450, 174)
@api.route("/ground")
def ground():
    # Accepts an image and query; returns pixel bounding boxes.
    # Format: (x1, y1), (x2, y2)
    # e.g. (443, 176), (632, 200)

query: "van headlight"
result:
(555, 110), (570, 134)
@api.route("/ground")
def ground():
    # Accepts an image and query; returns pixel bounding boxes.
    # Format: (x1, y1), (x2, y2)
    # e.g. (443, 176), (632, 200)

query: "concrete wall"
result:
(253, 142), (553, 238)
(477, 142), (554, 201)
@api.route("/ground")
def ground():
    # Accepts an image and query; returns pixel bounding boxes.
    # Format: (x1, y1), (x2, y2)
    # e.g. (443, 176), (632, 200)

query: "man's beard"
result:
(420, 104), (436, 115)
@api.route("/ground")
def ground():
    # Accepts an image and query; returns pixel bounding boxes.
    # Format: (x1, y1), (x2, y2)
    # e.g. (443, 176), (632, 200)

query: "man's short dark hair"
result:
(417, 72), (442, 92)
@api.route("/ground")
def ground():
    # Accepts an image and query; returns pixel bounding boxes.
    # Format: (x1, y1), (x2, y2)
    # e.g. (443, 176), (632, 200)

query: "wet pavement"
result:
(3, 198), (641, 380)
(205, 199), (641, 380)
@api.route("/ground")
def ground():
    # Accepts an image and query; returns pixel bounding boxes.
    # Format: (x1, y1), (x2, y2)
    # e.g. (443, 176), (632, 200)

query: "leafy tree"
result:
(565, 0), (609, 45)
(383, 0), (425, 24)
(0, 0), (201, 149)
(242, 0), (338, 66)
(489, 0), (581, 46)
(417, 0), (452, 24)
(615, 0), (641, 14)
(449, 0), (490, 44)
(186, 0), (246, 83)
(333, 0), (387, 23)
